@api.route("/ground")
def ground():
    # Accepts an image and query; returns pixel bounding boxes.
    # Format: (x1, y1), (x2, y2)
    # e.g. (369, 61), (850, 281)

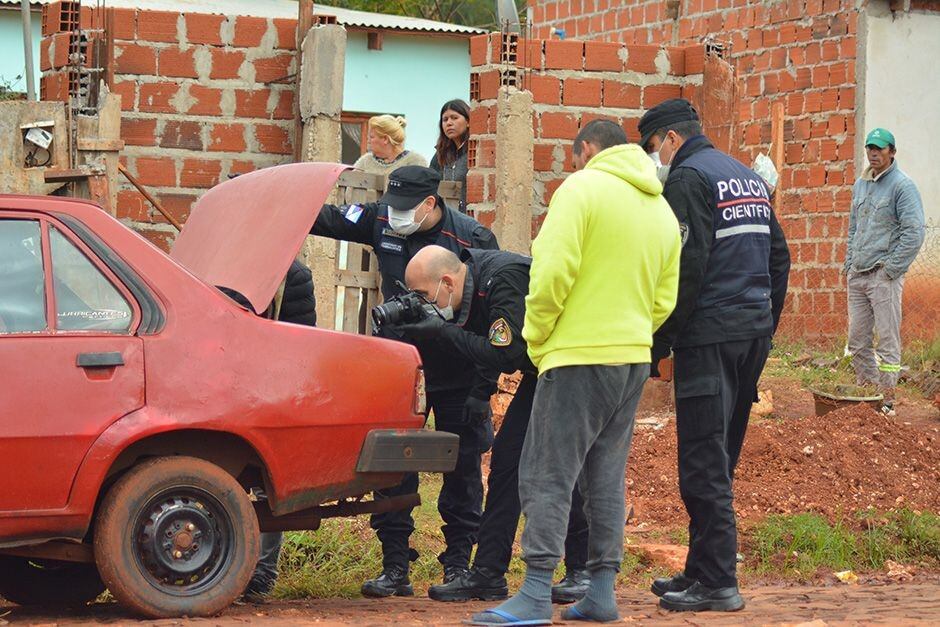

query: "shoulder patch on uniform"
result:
(344, 204), (364, 223)
(679, 222), (689, 246)
(489, 318), (512, 347)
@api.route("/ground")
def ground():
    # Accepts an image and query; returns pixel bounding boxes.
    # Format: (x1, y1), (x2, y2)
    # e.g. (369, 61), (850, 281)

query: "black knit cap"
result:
(637, 98), (700, 150)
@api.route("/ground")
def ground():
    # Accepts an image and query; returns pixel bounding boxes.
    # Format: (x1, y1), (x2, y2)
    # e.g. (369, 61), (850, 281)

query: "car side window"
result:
(0, 219), (47, 334)
(49, 226), (133, 333)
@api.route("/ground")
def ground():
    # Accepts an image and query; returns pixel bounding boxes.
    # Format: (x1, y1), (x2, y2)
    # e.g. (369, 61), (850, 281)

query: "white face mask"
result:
(432, 279), (455, 321)
(648, 151), (670, 185)
(388, 201), (429, 236)
(656, 165), (671, 184)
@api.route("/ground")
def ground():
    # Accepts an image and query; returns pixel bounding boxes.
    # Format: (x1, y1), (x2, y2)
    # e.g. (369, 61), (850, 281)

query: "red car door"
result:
(0, 214), (144, 511)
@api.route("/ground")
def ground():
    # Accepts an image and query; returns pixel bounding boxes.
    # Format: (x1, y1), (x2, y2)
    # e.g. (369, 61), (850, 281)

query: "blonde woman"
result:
(354, 115), (427, 177)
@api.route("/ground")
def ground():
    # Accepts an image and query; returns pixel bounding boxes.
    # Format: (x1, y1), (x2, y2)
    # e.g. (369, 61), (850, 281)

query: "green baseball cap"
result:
(865, 128), (895, 149)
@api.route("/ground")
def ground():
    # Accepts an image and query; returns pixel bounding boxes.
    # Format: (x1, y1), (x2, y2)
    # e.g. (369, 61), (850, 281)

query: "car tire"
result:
(93, 456), (260, 618)
(0, 555), (105, 606)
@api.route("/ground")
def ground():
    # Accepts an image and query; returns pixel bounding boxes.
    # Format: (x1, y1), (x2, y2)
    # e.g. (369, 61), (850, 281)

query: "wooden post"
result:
(293, 0), (314, 162)
(771, 100), (785, 209)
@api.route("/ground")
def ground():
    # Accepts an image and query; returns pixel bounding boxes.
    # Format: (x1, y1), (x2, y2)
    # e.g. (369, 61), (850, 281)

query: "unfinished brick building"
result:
(518, 0), (939, 342)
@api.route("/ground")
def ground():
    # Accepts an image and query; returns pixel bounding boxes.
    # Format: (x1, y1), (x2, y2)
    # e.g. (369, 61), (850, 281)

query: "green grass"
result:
(273, 473), (646, 599)
(767, 337), (939, 397)
(274, 473), (449, 599)
(747, 509), (940, 579)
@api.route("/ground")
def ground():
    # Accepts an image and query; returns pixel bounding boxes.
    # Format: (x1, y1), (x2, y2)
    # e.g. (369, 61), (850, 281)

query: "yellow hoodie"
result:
(523, 144), (681, 373)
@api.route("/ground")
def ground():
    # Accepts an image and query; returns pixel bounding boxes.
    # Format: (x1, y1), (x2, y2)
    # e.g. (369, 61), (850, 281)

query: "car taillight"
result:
(414, 368), (427, 416)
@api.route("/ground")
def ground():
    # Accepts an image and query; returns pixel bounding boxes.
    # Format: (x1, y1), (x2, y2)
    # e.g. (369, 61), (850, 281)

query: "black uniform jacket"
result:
(312, 200), (499, 393)
(439, 249), (535, 401)
(653, 135), (790, 359)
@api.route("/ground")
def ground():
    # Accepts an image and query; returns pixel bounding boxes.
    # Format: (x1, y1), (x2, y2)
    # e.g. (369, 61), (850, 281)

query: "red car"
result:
(0, 163), (456, 618)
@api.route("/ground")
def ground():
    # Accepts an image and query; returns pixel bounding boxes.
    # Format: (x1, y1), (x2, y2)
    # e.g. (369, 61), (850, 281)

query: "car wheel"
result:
(0, 555), (105, 606)
(93, 456), (260, 618)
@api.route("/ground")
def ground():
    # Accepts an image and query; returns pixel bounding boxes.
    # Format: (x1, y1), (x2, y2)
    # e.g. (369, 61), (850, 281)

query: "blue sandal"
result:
(560, 605), (620, 623)
(465, 608), (553, 626)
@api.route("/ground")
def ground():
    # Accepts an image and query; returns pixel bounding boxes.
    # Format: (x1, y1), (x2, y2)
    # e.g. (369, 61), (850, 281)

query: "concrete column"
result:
(297, 23), (346, 328)
(493, 86), (534, 254)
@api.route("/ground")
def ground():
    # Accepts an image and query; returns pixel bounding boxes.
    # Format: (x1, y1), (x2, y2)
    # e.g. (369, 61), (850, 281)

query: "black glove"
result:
(649, 358), (661, 379)
(650, 340), (671, 379)
(464, 396), (494, 454)
(462, 395), (492, 424)
(395, 315), (447, 340)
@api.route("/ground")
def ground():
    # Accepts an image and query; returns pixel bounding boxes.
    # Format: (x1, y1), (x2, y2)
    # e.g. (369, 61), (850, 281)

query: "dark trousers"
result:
(370, 386), (486, 571)
(248, 532), (283, 594)
(674, 337), (771, 589)
(474, 373), (589, 576)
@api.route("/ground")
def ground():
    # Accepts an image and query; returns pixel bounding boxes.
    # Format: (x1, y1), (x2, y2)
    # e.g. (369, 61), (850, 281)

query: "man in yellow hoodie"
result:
(471, 121), (681, 626)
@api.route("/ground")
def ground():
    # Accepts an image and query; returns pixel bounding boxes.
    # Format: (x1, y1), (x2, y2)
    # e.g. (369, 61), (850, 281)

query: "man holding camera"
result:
(390, 245), (591, 605)
(311, 165), (498, 598)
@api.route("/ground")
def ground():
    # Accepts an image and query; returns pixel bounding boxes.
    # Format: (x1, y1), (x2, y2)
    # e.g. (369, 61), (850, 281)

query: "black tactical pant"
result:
(371, 386), (488, 571)
(474, 373), (588, 576)
(674, 336), (771, 589)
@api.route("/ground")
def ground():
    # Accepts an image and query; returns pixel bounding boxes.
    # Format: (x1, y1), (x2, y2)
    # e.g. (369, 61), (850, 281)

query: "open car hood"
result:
(170, 162), (349, 314)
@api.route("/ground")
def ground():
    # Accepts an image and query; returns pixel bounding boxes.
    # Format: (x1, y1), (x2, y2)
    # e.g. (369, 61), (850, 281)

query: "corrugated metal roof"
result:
(0, 1), (46, 7)
(67, 0), (486, 35)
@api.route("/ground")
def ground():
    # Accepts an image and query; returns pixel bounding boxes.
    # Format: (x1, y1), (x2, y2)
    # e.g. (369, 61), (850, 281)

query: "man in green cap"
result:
(845, 128), (925, 415)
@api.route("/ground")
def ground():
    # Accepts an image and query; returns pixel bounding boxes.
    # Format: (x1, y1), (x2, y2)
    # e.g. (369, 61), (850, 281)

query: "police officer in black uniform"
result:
(637, 100), (790, 612)
(311, 166), (499, 597)
(388, 245), (590, 604)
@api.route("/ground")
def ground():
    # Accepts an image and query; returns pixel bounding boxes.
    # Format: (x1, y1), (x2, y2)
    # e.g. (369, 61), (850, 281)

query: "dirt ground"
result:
(628, 394), (940, 527)
(4, 579), (940, 625)
(3, 375), (938, 625)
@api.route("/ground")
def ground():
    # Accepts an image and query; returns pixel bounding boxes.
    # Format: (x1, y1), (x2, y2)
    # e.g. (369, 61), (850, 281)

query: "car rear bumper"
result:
(356, 429), (458, 473)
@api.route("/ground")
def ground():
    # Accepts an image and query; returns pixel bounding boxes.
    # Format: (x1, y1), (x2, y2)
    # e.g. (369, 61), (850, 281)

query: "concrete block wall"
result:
(41, 5), (299, 251)
(467, 33), (704, 238)
(526, 0), (940, 339)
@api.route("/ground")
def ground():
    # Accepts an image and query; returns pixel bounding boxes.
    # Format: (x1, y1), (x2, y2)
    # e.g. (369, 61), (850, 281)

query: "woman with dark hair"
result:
(430, 99), (471, 213)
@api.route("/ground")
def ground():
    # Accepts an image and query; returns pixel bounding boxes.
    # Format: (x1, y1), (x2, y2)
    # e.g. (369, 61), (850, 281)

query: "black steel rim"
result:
(132, 486), (236, 596)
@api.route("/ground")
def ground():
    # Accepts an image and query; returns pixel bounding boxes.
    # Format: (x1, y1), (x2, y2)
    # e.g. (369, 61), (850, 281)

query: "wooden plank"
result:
(338, 169), (386, 191)
(335, 269), (379, 290)
(771, 100), (785, 209)
(77, 138), (124, 151)
(44, 166), (103, 182)
(87, 174), (111, 212)
(771, 101), (785, 173)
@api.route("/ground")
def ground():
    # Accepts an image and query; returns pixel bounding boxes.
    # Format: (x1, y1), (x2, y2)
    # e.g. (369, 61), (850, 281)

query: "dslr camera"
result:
(371, 286), (442, 331)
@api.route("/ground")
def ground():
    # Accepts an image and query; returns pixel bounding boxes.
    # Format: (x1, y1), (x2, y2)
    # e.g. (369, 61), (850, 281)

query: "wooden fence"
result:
(314, 172), (463, 334)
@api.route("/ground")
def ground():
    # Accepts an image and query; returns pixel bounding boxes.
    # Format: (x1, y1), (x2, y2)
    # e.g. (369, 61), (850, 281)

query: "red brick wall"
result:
(41, 6), (298, 251)
(467, 33), (704, 238)
(528, 0), (866, 338)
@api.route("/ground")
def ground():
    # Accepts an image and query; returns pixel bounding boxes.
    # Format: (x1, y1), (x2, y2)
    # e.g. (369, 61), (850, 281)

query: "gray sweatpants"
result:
(847, 268), (904, 390)
(518, 363), (648, 572)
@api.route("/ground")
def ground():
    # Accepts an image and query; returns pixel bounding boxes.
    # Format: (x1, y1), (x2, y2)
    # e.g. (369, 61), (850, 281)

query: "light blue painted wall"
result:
(343, 31), (471, 164)
(0, 9), (41, 93)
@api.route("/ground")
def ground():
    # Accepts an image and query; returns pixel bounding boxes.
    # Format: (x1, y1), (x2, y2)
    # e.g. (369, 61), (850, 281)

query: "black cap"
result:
(379, 165), (441, 211)
(637, 98), (699, 150)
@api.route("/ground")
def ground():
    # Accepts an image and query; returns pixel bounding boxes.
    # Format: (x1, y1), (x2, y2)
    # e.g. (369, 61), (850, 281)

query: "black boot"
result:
(659, 581), (744, 612)
(428, 567), (508, 602)
(361, 566), (414, 598)
(443, 564), (470, 584)
(551, 568), (590, 604)
(650, 572), (696, 597)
